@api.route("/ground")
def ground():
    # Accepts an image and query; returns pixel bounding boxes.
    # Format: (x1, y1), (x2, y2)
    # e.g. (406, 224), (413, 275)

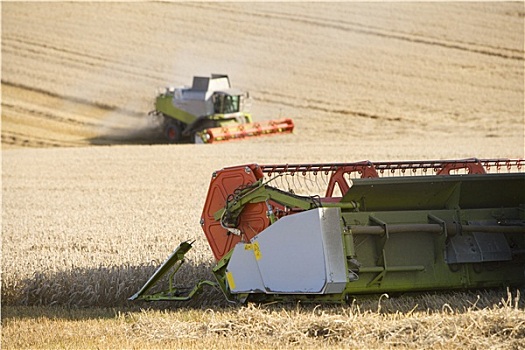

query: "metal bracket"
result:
(129, 240), (219, 302)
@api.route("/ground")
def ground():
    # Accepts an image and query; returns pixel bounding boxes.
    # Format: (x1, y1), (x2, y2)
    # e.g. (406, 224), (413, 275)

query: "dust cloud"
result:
(92, 110), (165, 145)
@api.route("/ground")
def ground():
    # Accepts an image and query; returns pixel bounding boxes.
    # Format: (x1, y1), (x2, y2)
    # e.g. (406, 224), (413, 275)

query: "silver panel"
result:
(226, 208), (347, 294)
(319, 208), (348, 293)
(226, 243), (265, 293)
(173, 94), (214, 116)
(255, 209), (328, 293)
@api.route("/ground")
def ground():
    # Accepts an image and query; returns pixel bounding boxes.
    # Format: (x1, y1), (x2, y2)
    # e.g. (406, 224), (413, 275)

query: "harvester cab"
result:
(149, 74), (294, 143)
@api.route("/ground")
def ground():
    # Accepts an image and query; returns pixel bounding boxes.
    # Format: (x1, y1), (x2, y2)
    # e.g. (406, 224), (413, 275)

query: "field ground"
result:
(2, 2), (524, 349)
(2, 2), (524, 153)
(2, 290), (525, 349)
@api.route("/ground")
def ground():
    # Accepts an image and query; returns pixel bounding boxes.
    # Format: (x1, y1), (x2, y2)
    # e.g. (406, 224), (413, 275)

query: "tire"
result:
(164, 120), (182, 143)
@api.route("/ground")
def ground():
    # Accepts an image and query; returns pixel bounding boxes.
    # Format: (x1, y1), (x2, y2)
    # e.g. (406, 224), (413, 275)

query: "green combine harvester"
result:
(149, 74), (294, 143)
(131, 158), (525, 304)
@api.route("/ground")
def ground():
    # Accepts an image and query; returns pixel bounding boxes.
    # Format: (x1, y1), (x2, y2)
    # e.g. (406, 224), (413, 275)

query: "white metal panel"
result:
(226, 243), (265, 293)
(227, 208), (347, 294)
(318, 208), (348, 293)
(255, 209), (329, 293)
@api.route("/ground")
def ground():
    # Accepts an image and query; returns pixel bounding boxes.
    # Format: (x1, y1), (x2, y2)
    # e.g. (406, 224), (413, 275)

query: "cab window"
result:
(213, 94), (240, 114)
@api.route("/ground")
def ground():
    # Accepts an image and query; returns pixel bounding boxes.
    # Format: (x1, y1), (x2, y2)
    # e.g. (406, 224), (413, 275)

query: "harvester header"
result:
(131, 158), (525, 304)
(149, 74), (294, 143)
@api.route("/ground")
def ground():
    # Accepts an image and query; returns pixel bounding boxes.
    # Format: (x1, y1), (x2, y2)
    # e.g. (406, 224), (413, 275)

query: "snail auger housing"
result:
(149, 74), (294, 144)
(131, 158), (525, 304)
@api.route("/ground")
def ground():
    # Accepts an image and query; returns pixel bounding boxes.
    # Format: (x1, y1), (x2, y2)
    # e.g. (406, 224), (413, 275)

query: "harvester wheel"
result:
(164, 121), (182, 143)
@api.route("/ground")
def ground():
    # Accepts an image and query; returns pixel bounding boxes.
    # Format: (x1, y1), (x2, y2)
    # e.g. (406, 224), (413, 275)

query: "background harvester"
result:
(131, 158), (525, 304)
(149, 74), (294, 143)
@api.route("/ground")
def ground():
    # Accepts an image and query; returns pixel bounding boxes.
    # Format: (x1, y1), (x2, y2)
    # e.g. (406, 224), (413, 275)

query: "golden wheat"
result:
(2, 290), (524, 349)
(122, 293), (525, 349)
(2, 2), (524, 150)
(2, 2), (524, 349)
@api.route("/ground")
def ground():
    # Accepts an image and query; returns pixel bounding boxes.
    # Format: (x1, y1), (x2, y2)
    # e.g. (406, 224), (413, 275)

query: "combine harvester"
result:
(149, 74), (294, 143)
(131, 158), (525, 304)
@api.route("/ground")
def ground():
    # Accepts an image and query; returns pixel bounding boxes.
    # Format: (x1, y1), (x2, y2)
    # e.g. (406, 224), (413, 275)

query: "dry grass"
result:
(121, 293), (525, 349)
(2, 290), (524, 349)
(2, 2), (524, 349)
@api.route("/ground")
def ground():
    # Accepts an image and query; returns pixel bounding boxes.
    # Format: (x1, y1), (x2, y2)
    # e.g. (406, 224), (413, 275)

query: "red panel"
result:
(436, 161), (487, 175)
(201, 164), (268, 261)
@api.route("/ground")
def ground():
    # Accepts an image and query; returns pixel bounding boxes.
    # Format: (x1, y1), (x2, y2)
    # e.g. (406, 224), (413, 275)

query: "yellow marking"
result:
(253, 241), (262, 261)
(244, 242), (262, 260)
(226, 271), (236, 290)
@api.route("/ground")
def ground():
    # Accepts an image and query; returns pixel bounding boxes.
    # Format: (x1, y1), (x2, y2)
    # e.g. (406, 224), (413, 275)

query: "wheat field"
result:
(2, 2), (524, 349)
